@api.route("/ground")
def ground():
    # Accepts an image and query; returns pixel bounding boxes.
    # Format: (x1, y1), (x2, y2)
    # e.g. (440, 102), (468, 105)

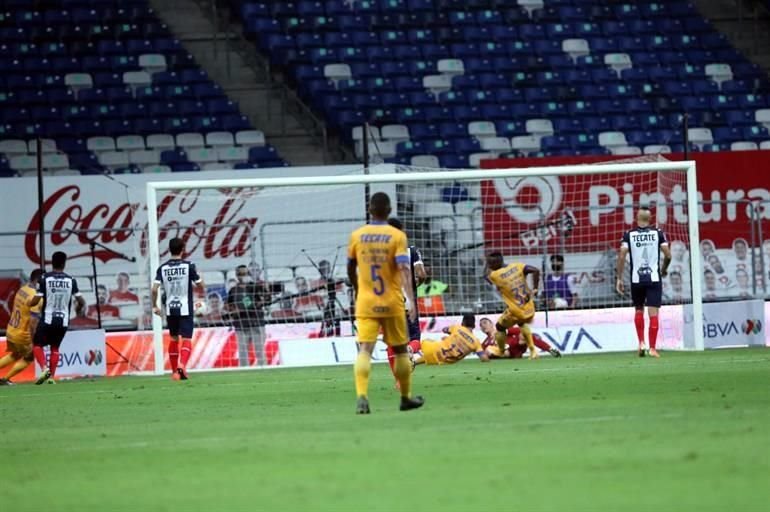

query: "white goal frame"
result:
(146, 161), (703, 374)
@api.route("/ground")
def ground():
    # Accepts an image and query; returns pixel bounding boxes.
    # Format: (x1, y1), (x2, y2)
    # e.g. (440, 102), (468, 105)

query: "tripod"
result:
(301, 248), (349, 337)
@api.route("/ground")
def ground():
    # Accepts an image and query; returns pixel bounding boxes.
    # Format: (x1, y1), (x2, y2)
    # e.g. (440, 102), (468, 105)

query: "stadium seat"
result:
(146, 134), (176, 151)
(87, 136), (116, 153)
(205, 131), (235, 147)
(116, 135), (145, 151)
(562, 39), (590, 63)
(687, 128), (715, 149)
(98, 150), (130, 170)
(176, 132), (205, 149)
(730, 141), (759, 151)
(511, 135), (541, 156)
(235, 130), (266, 148)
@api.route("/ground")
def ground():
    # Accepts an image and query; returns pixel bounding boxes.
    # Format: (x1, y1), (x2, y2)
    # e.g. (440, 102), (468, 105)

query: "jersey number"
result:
(9, 310), (21, 328)
(371, 265), (385, 296)
(510, 283), (528, 306)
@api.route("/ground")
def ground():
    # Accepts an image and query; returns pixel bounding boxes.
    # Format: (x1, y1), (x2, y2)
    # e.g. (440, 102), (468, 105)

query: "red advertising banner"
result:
(480, 151), (770, 252)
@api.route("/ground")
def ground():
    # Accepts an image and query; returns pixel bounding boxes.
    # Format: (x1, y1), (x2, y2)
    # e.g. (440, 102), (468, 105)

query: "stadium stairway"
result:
(693, 0), (770, 71)
(150, 0), (347, 165)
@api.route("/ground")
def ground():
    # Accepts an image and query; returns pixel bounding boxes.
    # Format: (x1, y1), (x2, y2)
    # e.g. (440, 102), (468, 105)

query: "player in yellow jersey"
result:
(347, 192), (424, 414)
(413, 314), (489, 366)
(486, 252), (541, 360)
(0, 270), (43, 385)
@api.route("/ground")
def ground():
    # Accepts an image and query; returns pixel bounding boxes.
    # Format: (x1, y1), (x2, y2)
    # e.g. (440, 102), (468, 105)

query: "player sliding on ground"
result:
(616, 207), (672, 358)
(411, 313), (489, 366)
(151, 237), (205, 380)
(486, 252), (541, 360)
(347, 192), (425, 414)
(479, 317), (561, 359)
(0, 270), (42, 385)
(29, 252), (87, 385)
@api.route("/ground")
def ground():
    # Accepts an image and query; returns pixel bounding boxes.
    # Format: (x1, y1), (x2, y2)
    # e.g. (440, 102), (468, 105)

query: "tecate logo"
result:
(742, 319), (763, 335)
(85, 350), (103, 366)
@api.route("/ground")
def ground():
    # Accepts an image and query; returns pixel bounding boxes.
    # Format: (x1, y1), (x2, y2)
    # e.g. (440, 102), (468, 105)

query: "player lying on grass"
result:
(411, 314), (490, 366)
(0, 270), (42, 385)
(485, 252), (541, 360)
(478, 317), (561, 359)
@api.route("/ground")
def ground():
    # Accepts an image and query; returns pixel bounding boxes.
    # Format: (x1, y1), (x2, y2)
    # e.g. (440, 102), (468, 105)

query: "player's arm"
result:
(150, 282), (162, 316)
(616, 246), (629, 295)
(659, 231), (672, 277)
(399, 261), (417, 322)
(396, 232), (417, 321)
(190, 263), (205, 290)
(28, 278), (43, 307)
(476, 350), (490, 362)
(72, 279), (85, 315)
(347, 258), (358, 298)
(413, 247), (427, 283)
(523, 265), (541, 298)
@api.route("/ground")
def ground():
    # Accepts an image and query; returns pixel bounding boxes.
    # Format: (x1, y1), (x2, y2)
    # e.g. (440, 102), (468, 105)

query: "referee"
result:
(388, 217), (426, 343)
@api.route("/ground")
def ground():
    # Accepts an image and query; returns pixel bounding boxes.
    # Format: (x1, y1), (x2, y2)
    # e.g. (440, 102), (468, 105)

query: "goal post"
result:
(145, 160), (703, 375)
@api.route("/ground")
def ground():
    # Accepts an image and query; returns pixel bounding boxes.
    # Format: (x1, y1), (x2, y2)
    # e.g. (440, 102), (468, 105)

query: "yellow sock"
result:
(5, 359), (29, 380)
(354, 351), (372, 398)
(495, 330), (508, 353)
(520, 324), (536, 357)
(0, 354), (14, 369)
(393, 353), (412, 398)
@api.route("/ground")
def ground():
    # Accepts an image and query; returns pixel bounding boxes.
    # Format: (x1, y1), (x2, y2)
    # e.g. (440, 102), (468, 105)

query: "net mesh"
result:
(135, 158), (697, 369)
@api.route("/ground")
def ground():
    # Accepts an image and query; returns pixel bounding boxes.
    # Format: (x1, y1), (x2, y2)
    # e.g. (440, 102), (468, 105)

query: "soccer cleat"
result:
(35, 368), (51, 385)
(0, 378), (12, 386)
(399, 395), (425, 411)
(176, 368), (188, 380)
(649, 348), (660, 358)
(171, 370), (181, 381)
(356, 396), (370, 415)
(638, 343), (647, 357)
(549, 347), (562, 358)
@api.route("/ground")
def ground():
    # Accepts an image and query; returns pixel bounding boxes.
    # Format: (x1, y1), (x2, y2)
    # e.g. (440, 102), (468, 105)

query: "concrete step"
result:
(147, 0), (341, 166)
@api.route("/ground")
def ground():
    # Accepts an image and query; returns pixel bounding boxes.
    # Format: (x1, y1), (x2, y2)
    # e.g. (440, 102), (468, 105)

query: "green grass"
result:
(3, 350), (770, 512)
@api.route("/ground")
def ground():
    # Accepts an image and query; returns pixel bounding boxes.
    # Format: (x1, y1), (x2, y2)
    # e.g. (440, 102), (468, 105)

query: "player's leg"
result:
(166, 316), (181, 379)
(507, 341), (527, 359)
(531, 333), (562, 357)
(353, 318), (378, 414)
(388, 314), (420, 384)
(383, 316), (424, 411)
(177, 317), (194, 379)
(646, 283), (663, 358)
(47, 331), (65, 380)
(631, 285), (647, 356)
(2, 341), (33, 382)
(518, 320), (538, 360)
(495, 310), (515, 353)
(0, 350), (16, 370)
(32, 326), (52, 385)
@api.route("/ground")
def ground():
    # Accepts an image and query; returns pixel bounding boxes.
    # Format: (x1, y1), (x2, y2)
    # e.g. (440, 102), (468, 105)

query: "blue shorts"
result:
(167, 315), (194, 339)
(631, 282), (663, 308)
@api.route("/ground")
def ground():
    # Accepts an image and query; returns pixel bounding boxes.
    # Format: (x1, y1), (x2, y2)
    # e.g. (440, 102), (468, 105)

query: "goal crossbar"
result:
(145, 161), (703, 374)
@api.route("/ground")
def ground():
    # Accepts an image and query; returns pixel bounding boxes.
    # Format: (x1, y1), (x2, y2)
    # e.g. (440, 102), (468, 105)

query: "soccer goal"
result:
(143, 160), (703, 375)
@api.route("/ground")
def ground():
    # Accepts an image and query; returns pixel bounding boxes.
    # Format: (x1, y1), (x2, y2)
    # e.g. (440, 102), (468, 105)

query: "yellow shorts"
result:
(498, 307), (534, 329)
(420, 341), (445, 365)
(5, 334), (33, 361)
(356, 316), (408, 347)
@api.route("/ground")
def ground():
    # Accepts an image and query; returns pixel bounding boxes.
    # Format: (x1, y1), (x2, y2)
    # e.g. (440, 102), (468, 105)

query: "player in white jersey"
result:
(151, 237), (205, 380)
(616, 208), (672, 358)
(28, 251), (86, 384)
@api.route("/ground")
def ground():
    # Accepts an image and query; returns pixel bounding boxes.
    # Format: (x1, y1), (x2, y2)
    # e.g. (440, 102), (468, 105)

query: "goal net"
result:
(139, 161), (703, 374)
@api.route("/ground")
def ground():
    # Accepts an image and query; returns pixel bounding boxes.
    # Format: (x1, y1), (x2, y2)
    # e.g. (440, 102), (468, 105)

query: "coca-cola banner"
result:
(0, 165), (395, 276)
(480, 151), (770, 252)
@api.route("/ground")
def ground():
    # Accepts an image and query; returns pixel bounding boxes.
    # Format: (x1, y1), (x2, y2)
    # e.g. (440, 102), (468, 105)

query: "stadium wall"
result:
(2, 299), (766, 383)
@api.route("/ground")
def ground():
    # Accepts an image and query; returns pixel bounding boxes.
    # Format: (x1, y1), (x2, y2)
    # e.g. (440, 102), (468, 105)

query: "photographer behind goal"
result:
(226, 264), (281, 367)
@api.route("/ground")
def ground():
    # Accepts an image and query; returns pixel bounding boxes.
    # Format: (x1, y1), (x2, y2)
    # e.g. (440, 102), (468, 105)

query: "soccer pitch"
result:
(3, 350), (769, 512)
